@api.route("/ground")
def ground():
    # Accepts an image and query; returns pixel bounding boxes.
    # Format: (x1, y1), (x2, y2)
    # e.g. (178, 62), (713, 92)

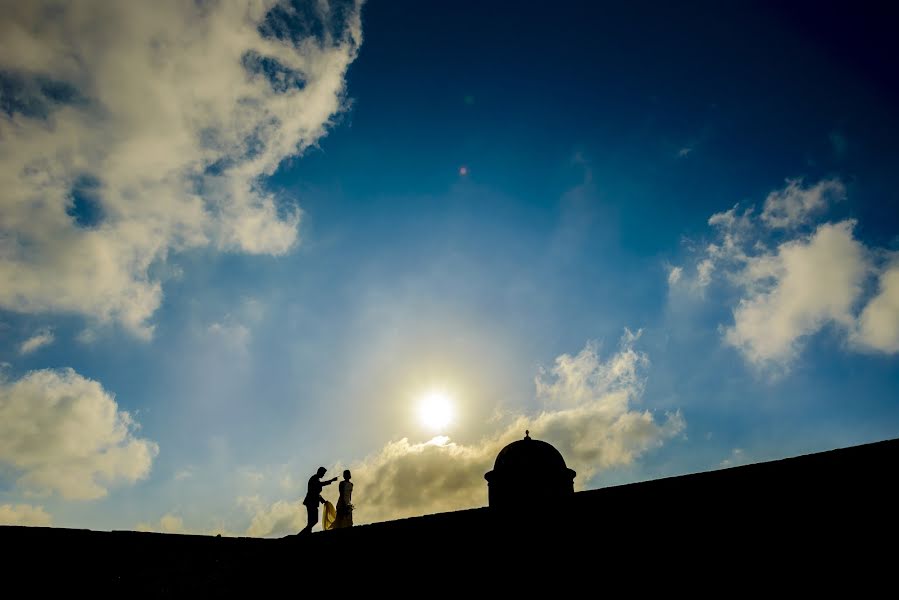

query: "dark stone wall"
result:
(4, 437), (898, 593)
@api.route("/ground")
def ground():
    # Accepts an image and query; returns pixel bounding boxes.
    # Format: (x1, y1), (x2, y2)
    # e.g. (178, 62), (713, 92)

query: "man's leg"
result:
(300, 504), (318, 534)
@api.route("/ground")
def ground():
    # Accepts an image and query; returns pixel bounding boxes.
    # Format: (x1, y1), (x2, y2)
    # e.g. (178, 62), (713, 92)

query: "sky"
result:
(1, 0), (898, 536)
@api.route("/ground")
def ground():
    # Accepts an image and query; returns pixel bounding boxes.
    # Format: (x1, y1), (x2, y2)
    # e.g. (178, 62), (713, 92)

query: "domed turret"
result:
(484, 431), (576, 509)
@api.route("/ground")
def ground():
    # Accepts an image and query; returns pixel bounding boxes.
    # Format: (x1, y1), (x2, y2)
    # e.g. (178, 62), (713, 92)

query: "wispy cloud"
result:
(174, 468), (194, 482)
(0, 1), (364, 337)
(18, 327), (55, 355)
(667, 265), (683, 286)
(760, 177), (845, 229)
(207, 321), (252, 353)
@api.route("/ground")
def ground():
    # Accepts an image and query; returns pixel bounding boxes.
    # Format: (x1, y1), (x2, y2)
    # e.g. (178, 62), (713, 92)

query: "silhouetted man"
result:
(299, 466), (338, 535)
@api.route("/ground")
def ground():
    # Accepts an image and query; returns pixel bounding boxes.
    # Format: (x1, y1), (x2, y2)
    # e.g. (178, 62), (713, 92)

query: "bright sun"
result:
(418, 390), (455, 431)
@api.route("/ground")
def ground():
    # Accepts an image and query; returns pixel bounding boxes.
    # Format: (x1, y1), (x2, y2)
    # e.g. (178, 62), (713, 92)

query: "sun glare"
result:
(418, 390), (455, 431)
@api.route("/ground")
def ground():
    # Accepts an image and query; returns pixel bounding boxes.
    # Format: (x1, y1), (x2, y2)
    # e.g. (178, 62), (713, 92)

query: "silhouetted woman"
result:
(334, 469), (354, 528)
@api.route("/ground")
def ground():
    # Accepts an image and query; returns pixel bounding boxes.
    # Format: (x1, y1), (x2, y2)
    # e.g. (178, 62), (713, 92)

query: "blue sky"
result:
(1, 0), (898, 535)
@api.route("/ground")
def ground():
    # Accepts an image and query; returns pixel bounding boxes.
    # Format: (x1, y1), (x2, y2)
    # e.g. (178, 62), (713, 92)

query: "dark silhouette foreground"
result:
(334, 469), (354, 529)
(300, 466), (338, 535)
(4, 437), (898, 593)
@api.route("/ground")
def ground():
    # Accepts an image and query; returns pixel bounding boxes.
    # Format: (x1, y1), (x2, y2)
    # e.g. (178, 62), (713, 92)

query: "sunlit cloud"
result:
(854, 261), (899, 353)
(0, 503), (52, 526)
(137, 512), (235, 537)
(0, 368), (158, 499)
(0, 0), (363, 337)
(724, 221), (866, 366)
(136, 513), (186, 534)
(245, 331), (684, 535)
(669, 177), (899, 371)
(760, 178), (845, 229)
(245, 499), (305, 538)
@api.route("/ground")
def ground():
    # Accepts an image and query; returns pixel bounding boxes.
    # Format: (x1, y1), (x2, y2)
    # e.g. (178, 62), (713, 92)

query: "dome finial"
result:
(525, 429), (530, 440)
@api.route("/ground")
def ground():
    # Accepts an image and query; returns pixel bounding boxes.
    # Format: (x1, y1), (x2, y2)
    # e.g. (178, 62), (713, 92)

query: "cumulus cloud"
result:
(760, 178), (845, 229)
(0, 0), (363, 337)
(137, 513), (186, 534)
(18, 327), (55, 355)
(245, 499), (306, 537)
(0, 503), (52, 526)
(724, 221), (867, 365)
(355, 333), (683, 524)
(0, 368), (158, 499)
(245, 332), (685, 535)
(670, 177), (899, 370)
(854, 262), (899, 353)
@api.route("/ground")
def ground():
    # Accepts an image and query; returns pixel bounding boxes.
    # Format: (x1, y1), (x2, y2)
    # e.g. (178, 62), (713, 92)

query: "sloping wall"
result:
(4, 437), (897, 592)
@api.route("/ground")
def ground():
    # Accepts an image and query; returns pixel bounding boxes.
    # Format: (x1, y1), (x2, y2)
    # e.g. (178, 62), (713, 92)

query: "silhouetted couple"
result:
(299, 467), (353, 535)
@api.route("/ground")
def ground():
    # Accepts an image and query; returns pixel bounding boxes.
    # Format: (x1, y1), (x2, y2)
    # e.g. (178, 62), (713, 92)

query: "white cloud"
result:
(671, 177), (899, 369)
(696, 258), (714, 288)
(18, 327), (55, 355)
(355, 334), (683, 524)
(760, 178), (845, 229)
(724, 221), (867, 366)
(279, 473), (297, 491)
(245, 499), (306, 537)
(0, 0), (363, 337)
(245, 333), (685, 536)
(0, 503), (52, 526)
(0, 368), (158, 499)
(670, 204), (753, 294)
(667, 266), (683, 286)
(854, 262), (899, 353)
(706, 203), (754, 265)
(136, 513), (186, 534)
